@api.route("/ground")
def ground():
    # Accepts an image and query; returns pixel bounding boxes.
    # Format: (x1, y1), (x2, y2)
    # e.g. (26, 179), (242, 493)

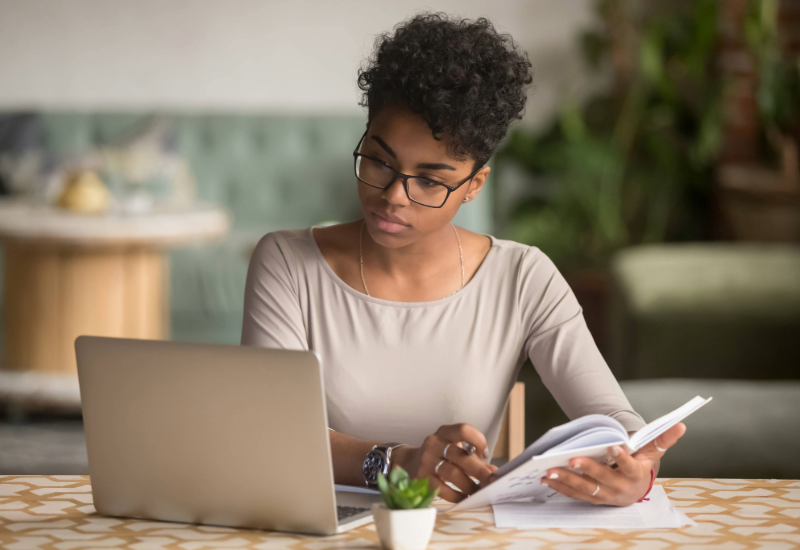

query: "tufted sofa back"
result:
(36, 112), (371, 230)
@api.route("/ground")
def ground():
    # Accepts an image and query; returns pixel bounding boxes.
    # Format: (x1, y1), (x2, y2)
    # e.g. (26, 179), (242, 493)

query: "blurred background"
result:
(0, 0), (798, 480)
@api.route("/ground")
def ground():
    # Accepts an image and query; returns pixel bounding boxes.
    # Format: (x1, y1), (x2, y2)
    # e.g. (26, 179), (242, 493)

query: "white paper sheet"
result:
(492, 486), (695, 529)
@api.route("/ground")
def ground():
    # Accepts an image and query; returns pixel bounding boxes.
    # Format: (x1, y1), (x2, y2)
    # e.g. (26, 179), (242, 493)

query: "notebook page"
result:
(629, 396), (712, 451)
(542, 426), (629, 455)
(494, 414), (625, 478)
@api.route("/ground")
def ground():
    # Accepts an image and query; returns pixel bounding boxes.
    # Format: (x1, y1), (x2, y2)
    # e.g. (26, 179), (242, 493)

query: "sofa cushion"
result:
(621, 378), (800, 479)
(610, 244), (800, 379)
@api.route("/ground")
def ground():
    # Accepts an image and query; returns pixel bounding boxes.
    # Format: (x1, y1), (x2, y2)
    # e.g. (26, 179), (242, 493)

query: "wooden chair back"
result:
(492, 381), (525, 461)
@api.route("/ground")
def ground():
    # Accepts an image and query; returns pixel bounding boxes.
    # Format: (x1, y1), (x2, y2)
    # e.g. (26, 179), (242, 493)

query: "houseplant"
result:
(717, 0), (800, 241)
(494, 0), (723, 355)
(372, 467), (439, 550)
(496, 0), (722, 268)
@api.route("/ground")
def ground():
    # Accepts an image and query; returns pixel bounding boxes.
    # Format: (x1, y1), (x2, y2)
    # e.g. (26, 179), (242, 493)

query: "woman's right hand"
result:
(392, 423), (498, 503)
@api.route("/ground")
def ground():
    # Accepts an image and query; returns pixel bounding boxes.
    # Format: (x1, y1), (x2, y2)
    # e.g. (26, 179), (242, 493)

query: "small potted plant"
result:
(372, 467), (439, 550)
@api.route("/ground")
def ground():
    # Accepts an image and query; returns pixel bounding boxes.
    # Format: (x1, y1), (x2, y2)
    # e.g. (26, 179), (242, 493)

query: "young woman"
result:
(241, 12), (685, 506)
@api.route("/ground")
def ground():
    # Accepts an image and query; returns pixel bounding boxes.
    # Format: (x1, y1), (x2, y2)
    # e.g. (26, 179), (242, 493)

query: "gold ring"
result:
(592, 483), (600, 496)
(435, 460), (445, 476)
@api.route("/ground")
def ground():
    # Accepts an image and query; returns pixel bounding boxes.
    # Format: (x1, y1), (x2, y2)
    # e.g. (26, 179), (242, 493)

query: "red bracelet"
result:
(637, 467), (656, 502)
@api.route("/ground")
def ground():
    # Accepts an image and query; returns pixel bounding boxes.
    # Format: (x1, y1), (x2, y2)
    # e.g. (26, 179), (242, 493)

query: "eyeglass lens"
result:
(355, 156), (448, 207)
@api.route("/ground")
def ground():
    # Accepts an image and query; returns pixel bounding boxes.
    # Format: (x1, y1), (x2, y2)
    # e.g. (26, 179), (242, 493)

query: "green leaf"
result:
(559, 107), (587, 143)
(377, 472), (389, 495)
(389, 467), (408, 487)
(417, 494), (436, 509)
(639, 31), (664, 84)
(393, 492), (414, 509)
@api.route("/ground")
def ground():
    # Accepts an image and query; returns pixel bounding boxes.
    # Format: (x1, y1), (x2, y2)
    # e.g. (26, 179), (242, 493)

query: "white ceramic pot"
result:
(372, 502), (437, 550)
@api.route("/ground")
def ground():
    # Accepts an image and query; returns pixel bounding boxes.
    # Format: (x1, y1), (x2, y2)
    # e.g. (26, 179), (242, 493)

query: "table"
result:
(0, 199), (229, 389)
(0, 477), (797, 549)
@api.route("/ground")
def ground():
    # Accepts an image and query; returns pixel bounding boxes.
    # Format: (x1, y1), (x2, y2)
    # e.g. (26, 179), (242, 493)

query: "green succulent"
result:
(376, 467), (439, 510)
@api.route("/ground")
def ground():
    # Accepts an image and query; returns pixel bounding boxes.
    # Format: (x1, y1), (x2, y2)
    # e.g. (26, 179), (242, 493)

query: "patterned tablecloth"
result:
(1, 476), (798, 549)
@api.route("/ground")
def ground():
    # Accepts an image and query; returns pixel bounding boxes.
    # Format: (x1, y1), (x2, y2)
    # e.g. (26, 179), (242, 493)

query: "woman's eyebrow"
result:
(371, 134), (457, 171)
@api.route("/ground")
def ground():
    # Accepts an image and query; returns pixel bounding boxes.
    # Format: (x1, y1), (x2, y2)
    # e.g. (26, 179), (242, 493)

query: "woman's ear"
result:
(461, 166), (491, 203)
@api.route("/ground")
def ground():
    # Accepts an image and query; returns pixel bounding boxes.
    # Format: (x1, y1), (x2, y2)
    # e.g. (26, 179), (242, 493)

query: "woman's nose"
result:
(381, 175), (410, 205)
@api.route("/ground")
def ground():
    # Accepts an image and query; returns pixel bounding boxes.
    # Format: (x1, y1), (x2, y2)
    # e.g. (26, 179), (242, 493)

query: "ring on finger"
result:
(442, 443), (452, 460)
(592, 482), (600, 496)
(654, 441), (667, 453)
(435, 459), (445, 476)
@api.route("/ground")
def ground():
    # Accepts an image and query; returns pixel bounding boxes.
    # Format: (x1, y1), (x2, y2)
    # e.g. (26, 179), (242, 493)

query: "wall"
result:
(0, 0), (602, 130)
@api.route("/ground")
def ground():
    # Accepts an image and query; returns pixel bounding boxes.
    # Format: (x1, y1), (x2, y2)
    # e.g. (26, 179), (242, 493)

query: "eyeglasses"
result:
(352, 130), (482, 208)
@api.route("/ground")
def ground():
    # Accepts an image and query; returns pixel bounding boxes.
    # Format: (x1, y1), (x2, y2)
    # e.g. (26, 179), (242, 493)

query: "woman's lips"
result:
(372, 211), (409, 233)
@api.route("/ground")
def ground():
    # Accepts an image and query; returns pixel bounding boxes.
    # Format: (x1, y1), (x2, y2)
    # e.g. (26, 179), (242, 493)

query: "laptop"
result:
(75, 336), (380, 535)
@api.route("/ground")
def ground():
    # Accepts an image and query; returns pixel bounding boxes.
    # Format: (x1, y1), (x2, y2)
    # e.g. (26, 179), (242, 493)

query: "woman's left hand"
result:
(540, 422), (687, 506)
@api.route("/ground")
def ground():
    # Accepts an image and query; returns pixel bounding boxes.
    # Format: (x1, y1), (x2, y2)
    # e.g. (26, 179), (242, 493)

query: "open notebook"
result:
(449, 395), (712, 512)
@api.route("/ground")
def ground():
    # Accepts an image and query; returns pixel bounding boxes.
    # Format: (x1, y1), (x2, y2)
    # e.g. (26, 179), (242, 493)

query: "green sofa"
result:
(0, 112), (493, 348)
(609, 243), (800, 380)
(609, 243), (800, 478)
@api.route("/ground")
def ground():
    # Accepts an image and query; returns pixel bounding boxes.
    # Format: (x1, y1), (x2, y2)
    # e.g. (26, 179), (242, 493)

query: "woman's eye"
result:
(370, 154), (390, 166)
(368, 158), (392, 170)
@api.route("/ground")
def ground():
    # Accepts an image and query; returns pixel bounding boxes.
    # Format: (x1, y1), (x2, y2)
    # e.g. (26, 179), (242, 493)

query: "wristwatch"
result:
(363, 442), (405, 488)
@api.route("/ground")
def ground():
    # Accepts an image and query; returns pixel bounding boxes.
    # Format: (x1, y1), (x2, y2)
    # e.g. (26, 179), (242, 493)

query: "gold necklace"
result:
(359, 220), (464, 299)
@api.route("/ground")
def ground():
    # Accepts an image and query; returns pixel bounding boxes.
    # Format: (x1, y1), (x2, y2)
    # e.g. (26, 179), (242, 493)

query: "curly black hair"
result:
(357, 12), (533, 170)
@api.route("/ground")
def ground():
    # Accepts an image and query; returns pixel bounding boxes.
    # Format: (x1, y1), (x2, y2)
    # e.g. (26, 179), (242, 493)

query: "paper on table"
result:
(492, 486), (695, 529)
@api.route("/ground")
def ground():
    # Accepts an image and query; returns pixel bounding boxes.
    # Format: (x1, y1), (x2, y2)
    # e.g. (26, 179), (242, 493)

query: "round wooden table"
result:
(0, 199), (230, 383)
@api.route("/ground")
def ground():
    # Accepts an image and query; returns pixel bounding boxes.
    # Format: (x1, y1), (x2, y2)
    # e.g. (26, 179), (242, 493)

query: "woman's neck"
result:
(361, 220), (459, 281)
(313, 220), (490, 302)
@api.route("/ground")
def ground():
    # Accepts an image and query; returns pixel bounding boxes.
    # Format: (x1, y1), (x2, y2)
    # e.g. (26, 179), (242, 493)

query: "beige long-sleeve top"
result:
(241, 227), (645, 454)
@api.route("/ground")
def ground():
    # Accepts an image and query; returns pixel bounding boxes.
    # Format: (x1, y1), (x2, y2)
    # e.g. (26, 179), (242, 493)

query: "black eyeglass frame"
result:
(352, 130), (483, 209)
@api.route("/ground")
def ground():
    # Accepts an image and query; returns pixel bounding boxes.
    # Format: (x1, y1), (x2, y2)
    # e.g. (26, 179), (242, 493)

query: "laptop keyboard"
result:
(337, 505), (370, 521)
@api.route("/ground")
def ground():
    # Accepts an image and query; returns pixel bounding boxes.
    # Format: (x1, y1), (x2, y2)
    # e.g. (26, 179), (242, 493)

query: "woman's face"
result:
(356, 104), (490, 249)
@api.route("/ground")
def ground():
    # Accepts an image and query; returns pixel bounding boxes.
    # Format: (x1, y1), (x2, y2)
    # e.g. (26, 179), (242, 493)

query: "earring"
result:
(463, 198), (470, 203)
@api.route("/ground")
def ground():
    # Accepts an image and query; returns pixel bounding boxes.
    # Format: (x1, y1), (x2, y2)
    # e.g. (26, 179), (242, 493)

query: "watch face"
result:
(363, 449), (389, 485)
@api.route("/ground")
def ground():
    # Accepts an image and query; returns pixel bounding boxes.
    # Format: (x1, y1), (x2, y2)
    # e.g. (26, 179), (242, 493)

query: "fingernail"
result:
(541, 480), (549, 486)
(612, 446), (620, 457)
(573, 461), (581, 468)
(483, 448), (490, 459)
(548, 473), (558, 480)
